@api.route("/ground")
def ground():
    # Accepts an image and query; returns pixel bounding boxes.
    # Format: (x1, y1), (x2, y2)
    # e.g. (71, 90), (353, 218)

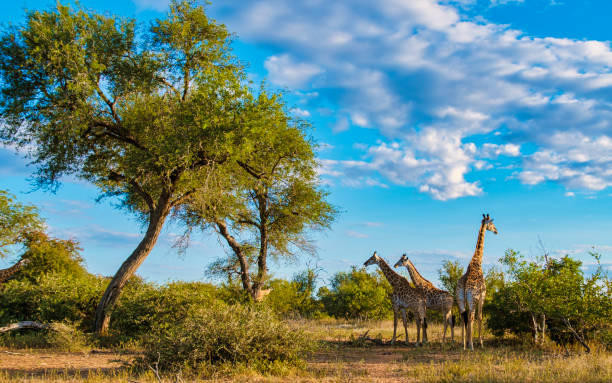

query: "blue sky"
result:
(1, 0), (611, 285)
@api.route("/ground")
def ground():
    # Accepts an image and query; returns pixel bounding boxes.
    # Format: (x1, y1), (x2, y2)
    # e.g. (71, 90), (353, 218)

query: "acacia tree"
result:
(0, 1), (250, 334)
(179, 91), (337, 301)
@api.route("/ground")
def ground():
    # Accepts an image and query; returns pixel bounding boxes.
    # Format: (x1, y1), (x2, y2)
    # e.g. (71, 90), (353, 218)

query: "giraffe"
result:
(394, 254), (455, 343)
(0, 258), (29, 286)
(364, 251), (427, 345)
(456, 214), (498, 350)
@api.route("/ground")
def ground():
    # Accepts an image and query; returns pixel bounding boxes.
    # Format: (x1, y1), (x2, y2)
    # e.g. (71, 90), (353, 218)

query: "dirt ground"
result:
(1, 328), (610, 383)
(0, 349), (132, 378)
(0, 344), (457, 381)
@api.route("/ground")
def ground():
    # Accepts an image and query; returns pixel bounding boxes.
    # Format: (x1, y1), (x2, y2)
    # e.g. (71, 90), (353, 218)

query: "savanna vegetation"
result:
(0, 1), (610, 382)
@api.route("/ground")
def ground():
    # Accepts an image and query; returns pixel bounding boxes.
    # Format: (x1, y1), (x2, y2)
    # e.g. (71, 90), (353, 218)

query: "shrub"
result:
(485, 249), (612, 350)
(0, 273), (106, 330)
(317, 267), (392, 320)
(137, 303), (313, 375)
(265, 269), (325, 318)
(110, 279), (220, 340)
(0, 322), (89, 351)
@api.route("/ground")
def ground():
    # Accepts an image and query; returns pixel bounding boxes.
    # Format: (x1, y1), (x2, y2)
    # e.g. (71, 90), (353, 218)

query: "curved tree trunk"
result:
(93, 197), (171, 335)
(215, 220), (254, 299)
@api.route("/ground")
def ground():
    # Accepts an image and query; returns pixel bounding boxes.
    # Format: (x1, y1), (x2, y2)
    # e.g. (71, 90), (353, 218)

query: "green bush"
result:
(0, 273), (106, 330)
(265, 269), (325, 318)
(137, 303), (312, 375)
(485, 250), (612, 349)
(317, 267), (392, 320)
(0, 322), (89, 351)
(110, 279), (220, 340)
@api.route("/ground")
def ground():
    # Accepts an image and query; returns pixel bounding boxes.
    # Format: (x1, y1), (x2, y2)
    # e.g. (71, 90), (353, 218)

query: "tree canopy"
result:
(178, 91), (337, 300)
(0, 0), (252, 333)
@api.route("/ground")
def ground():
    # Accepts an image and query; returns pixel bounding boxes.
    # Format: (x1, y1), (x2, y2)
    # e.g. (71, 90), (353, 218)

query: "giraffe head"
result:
(482, 213), (498, 234)
(393, 253), (409, 268)
(363, 251), (381, 267)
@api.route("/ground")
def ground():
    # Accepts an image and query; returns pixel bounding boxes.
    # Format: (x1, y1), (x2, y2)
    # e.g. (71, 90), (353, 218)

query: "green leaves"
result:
(0, 1), (245, 215)
(487, 249), (611, 346)
(0, 190), (44, 258)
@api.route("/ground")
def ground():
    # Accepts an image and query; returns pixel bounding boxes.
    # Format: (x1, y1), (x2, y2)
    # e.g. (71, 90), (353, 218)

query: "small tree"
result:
(438, 259), (463, 297)
(0, 1), (252, 334)
(179, 91), (337, 301)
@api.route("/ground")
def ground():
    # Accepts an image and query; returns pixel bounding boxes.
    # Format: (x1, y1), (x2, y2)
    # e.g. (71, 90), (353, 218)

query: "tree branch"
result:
(237, 160), (264, 179)
(109, 171), (154, 211)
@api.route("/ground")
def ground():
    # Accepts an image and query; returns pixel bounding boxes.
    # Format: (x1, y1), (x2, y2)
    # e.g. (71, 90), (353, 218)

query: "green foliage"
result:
(13, 231), (88, 282)
(0, 322), (89, 351)
(110, 279), (219, 340)
(265, 269), (325, 318)
(137, 303), (312, 375)
(0, 190), (44, 258)
(438, 260), (463, 297)
(179, 90), (338, 299)
(486, 249), (612, 347)
(0, 273), (106, 330)
(318, 267), (392, 320)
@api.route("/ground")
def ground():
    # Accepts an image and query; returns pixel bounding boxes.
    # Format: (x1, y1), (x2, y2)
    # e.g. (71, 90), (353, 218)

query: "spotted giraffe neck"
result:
(469, 221), (487, 270)
(405, 260), (435, 290)
(376, 257), (407, 288)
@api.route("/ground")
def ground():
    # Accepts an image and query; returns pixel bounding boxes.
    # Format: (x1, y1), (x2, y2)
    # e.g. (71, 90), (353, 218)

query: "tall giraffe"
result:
(394, 254), (454, 343)
(456, 214), (498, 350)
(0, 258), (29, 286)
(364, 251), (427, 345)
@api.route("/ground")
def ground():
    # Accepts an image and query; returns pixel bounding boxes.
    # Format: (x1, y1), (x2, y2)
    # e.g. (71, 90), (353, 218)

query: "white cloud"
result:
(264, 54), (323, 88)
(211, 0), (612, 198)
(481, 143), (521, 158)
(290, 108), (311, 117)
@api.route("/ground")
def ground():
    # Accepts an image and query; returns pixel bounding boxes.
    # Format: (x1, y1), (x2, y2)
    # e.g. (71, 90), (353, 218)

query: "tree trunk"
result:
(252, 222), (267, 301)
(215, 220), (254, 299)
(93, 197), (171, 335)
(251, 194), (268, 300)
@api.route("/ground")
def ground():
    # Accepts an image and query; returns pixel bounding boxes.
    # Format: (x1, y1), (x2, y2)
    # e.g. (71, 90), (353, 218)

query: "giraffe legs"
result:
(415, 315), (421, 345)
(477, 293), (485, 347)
(456, 285), (467, 349)
(466, 292), (476, 351)
(442, 309), (453, 343)
(402, 308), (409, 345)
(391, 305), (399, 345)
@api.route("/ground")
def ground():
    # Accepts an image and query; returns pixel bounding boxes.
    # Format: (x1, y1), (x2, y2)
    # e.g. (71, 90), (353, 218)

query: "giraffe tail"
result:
(451, 314), (456, 328)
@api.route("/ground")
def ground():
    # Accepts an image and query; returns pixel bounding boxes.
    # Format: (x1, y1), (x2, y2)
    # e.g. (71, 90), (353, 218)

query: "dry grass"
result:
(0, 320), (610, 382)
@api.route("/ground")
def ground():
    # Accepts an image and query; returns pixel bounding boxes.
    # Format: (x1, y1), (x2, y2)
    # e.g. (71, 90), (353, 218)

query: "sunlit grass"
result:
(0, 318), (609, 382)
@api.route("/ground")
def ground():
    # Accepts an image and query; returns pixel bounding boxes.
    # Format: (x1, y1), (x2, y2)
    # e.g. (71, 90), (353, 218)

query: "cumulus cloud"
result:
(263, 54), (323, 88)
(209, 0), (612, 199)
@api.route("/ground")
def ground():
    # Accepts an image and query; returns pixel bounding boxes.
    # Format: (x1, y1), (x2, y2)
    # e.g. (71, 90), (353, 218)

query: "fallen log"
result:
(0, 321), (49, 333)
